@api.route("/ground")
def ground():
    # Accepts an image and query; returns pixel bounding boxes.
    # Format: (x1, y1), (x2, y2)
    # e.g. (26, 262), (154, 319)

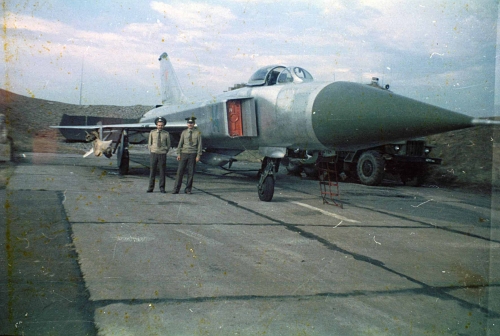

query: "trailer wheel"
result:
(356, 150), (385, 186)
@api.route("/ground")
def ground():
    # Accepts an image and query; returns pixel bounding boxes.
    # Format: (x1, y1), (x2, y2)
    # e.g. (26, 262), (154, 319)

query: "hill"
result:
(0, 89), (153, 153)
(426, 124), (499, 191)
(1, 89), (499, 191)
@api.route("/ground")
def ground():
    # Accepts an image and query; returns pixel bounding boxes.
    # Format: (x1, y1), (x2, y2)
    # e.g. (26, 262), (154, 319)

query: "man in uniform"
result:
(147, 116), (171, 193)
(172, 116), (202, 194)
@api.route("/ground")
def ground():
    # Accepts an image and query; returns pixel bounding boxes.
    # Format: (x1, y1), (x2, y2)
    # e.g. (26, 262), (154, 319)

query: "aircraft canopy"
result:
(247, 65), (313, 87)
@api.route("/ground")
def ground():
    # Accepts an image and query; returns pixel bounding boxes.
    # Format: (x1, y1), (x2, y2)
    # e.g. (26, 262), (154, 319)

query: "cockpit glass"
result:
(249, 66), (274, 82)
(277, 69), (293, 84)
(247, 65), (313, 86)
(293, 67), (313, 80)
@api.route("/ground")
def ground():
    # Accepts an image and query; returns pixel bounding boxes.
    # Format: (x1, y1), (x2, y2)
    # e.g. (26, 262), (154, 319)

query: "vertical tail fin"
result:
(159, 52), (187, 105)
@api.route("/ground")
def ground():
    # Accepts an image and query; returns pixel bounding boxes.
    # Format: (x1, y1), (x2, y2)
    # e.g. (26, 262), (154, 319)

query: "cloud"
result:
(2, 11), (165, 104)
(150, 1), (237, 30)
(358, 0), (495, 56)
(1, 1), (496, 115)
(4, 12), (68, 35)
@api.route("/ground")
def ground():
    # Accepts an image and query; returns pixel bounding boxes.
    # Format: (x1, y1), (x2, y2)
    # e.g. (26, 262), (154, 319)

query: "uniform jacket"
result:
(148, 129), (171, 154)
(177, 128), (202, 157)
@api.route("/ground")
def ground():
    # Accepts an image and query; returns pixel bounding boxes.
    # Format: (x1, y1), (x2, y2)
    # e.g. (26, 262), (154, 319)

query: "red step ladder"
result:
(317, 157), (342, 208)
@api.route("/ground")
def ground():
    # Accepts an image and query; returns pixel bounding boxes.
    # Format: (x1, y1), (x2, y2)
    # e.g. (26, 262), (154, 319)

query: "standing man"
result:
(172, 116), (202, 194)
(148, 116), (171, 193)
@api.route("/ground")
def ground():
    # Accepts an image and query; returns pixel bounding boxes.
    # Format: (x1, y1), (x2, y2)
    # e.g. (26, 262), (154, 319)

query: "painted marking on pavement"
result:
(292, 201), (359, 223)
(115, 236), (155, 242)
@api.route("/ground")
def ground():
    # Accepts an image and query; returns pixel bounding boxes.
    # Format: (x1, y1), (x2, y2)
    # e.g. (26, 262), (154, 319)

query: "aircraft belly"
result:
(203, 136), (258, 150)
(311, 82), (474, 151)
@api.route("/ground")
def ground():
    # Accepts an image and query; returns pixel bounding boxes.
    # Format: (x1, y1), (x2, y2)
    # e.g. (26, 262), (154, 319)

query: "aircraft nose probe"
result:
(471, 119), (500, 125)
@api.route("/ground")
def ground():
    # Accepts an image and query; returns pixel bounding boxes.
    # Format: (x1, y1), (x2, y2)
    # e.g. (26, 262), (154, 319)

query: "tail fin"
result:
(159, 52), (187, 105)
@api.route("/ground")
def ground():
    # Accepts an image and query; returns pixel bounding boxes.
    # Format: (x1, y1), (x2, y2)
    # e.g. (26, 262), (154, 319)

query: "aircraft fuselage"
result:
(52, 53), (497, 202)
(139, 80), (474, 156)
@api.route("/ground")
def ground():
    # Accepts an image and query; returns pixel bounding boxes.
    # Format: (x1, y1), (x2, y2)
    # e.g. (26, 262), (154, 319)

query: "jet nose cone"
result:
(311, 82), (474, 150)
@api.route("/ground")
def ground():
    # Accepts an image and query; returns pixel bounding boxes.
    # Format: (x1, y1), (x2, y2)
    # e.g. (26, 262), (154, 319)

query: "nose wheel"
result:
(258, 157), (279, 201)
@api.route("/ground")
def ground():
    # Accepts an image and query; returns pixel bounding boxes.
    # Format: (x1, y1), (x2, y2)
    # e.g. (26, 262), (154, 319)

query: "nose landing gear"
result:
(257, 157), (280, 202)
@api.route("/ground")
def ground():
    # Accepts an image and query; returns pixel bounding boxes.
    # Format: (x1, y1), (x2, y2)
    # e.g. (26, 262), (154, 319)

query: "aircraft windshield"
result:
(247, 65), (313, 86)
(277, 69), (293, 83)
(292, 67), (313, 80)
(247, 66), (281, 86)
(249, 66), (274, 82)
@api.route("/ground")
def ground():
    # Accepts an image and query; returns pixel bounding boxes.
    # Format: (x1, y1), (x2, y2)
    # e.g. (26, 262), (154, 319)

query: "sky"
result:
(1, 0), (499, 117)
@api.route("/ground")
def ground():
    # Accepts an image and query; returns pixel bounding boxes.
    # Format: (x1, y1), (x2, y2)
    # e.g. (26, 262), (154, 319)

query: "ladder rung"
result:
(317, 160), (341, 207)
(320, 182), (338, 186)
(321, 192), (339, 197)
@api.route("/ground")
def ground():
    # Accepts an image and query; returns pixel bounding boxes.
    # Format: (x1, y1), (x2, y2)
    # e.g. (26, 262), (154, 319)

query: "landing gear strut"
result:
(117, 130), (129, 175)
(258, 157), (280, 202)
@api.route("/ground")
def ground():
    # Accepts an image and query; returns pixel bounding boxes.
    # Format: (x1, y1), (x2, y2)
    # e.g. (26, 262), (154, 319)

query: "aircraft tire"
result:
(118, 148), (129, 175)
(356, 150), (385, 186)
(258, 176), (275, 202)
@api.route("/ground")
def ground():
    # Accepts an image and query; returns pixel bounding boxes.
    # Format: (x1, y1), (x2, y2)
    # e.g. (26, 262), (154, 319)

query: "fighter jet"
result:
(52, 52), (499, 202)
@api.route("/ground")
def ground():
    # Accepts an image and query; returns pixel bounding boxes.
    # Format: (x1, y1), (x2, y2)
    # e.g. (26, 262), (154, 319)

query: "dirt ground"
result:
(1, 88), (499, 191)
(427, 125), (500, 190)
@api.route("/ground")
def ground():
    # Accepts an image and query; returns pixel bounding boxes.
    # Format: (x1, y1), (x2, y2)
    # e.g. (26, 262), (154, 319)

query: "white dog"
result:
(84, 130), (113, 158)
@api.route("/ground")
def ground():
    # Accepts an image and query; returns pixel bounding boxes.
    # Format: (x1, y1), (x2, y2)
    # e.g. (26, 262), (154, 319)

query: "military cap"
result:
(185, 116), (197, 124)
(155, 116), (167, 125)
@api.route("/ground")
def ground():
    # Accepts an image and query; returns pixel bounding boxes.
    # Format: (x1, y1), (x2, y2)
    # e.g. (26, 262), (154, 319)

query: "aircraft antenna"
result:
(79, 46), (90, 106)
(79, 56), (84, 105)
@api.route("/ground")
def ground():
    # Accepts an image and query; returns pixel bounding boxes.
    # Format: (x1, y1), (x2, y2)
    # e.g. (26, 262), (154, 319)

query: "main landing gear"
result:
(258, 157), (280, 202)
(116, 130), (130, 175)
